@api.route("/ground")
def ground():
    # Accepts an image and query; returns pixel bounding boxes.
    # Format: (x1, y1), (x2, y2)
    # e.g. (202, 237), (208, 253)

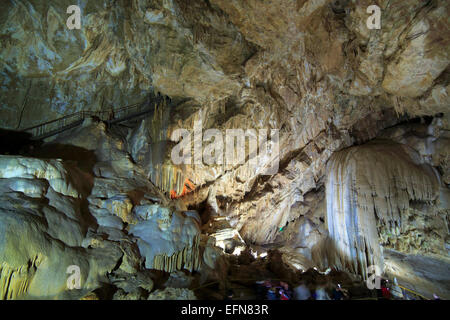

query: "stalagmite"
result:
(326, 141), (439, 279)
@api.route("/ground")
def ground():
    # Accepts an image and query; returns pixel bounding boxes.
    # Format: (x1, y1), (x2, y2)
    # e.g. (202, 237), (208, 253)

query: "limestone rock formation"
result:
(130, 209), (202, 272)
(147, 287), (197, 300)
(0, 155), (122, 299)
(0, 0), (254, 129)
(0, 0), (449, 299)
(0, 122), (205, 299)
(326, 141), (440, 279)
(384, 249), (450, 300)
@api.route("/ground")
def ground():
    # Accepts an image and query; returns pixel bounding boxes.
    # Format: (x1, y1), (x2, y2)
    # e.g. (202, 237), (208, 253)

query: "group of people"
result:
(256, 280), (293, 300)
(256, 280), (348, 300)
(225, 276), (441, 300)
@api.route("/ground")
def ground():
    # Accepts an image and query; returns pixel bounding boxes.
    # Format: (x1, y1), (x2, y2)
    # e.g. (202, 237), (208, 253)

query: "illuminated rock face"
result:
(0, 0), (449, 299)
(0, 0), (254, 129)
(384, 249), (450, 299)
(130, 210), (202, 272)
(50, 121), (204, 274)
(0, 123), (203, 299)
(2, 1), (447, 127)
(147, 287), (197, 300)
(381, 3), (450, 98)
(326, 142), (440, 279)
(2, 1), (449, 247)
(0, 155), (123, 299)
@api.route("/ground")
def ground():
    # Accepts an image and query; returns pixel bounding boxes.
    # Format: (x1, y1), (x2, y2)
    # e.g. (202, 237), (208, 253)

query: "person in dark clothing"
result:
(332, 284), (344, 300)
(279, 282), (292, 300)
(255, 281), (267, 300)
(266, 287), (278, 300)
(224, 289), (234, 300)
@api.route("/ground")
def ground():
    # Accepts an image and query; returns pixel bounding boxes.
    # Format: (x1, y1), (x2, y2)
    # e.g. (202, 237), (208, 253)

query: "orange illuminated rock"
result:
(170, 178), (196, 199)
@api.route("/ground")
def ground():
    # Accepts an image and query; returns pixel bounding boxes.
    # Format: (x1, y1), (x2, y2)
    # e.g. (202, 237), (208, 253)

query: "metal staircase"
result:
(21, 95), (173, 140)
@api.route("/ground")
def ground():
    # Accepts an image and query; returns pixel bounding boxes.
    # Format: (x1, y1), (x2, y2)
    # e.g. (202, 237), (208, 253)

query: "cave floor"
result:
(384, 249), (450, 300)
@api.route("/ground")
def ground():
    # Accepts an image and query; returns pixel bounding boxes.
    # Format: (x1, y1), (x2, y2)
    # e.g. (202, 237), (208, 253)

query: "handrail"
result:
(21, 96), (168, 140)
(21, 102), (143, 131)
(22, 112), (85, 131)
(397, 284), (429, 300)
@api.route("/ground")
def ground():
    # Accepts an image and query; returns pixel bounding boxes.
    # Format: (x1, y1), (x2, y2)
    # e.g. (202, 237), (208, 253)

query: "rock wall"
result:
(0, 155), (122, 299)
(0, 122), (205, 299)
(0, 0), (254, 129)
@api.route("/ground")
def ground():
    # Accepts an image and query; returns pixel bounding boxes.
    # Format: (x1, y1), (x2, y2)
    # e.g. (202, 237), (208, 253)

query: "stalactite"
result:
(326, 142), (439, 279)
(150, 99), (169, 142)
(170, 178), (196, 199)
(146, 96), (182, 195)
(150, 164), (186, 196)
(143, 94), (195, 199)
(152, 235), (201, 273)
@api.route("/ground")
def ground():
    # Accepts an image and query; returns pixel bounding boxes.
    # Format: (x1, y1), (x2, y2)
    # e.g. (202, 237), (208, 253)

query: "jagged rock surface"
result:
(0, 122), (205, 299)
(0, 155), (123, 299)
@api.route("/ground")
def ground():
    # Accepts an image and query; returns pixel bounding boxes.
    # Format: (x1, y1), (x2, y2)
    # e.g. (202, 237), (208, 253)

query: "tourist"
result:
(293, 282), (311, 300)
(266, 287), (278, 300)
(380, 280), (391, 300)
(315, 286), (330, 300)
(224, 289), (234, 300)
(332, 284), (344, 300)
(279, 288), (290, 300)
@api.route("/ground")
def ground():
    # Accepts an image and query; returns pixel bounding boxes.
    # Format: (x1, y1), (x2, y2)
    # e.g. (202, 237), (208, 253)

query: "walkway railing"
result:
(397, 284), (430, 300)
(21, 96), (168, 140)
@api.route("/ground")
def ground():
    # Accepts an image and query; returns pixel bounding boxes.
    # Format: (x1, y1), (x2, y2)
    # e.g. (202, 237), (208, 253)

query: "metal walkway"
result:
(21, 95), (172, 140)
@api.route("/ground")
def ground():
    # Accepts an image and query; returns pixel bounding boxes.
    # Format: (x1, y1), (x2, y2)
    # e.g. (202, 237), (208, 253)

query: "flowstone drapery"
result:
(326, 142), (440, 279)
